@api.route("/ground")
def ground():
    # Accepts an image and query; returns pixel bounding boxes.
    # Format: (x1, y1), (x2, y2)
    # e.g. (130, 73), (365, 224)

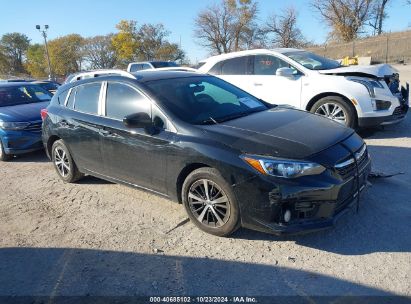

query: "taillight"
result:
(41, 108), (48, 121)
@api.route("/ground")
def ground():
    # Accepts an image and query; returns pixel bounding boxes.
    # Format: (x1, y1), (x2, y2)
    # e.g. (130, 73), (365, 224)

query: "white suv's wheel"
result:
(311, 96), (357, 129)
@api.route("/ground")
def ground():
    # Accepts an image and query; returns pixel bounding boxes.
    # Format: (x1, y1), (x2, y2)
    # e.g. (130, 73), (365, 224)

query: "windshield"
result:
(151, 62), (178, 68)
(284, 51), (341, 70)
(0, 84), (52, 107)
(144, 76), (269, 125)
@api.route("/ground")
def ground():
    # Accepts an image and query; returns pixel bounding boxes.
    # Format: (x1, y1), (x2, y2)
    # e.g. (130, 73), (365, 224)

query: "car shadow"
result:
(77, 175), (113, 185)
(0, 247), (406, 300)
(10, 150), (49, 163)
(233, 144), (411, 256)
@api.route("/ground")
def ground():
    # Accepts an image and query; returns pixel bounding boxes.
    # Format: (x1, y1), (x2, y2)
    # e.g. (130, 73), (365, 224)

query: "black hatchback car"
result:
(42, 71), (371, 236)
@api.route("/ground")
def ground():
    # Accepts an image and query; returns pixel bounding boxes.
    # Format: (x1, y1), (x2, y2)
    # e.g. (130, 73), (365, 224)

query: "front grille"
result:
(335, 145), (369, 178)
(24, 121), (42, 132)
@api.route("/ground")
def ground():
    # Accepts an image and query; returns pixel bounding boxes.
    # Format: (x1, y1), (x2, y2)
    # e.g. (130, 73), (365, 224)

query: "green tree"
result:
(111, 20), (139, 62)
(83, 35), (118, 69)
(25, 44), (48, 78)
(0, 32), (30, 74)
(48, 34), (84, 77)
(112, 20), (184, 63)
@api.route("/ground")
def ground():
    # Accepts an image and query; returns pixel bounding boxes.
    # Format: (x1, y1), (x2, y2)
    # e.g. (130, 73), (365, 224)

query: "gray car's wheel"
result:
(51, 140), (83, 183)
(0, 139), (12, 161)
(310, 96), (357, 129)
(182, 167), (240, 237)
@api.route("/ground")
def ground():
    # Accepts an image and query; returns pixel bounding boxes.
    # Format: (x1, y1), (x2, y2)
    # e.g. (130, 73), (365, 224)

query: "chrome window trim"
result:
(64, 88), (74, 107)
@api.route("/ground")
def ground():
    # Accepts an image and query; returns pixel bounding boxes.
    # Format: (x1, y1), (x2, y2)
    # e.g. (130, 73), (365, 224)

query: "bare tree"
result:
(264, 7), (308, 48)
(312, 0), (373, 42)
(194, 0), (258, 54)
(83, 35), (117, 69)
(369, 0), (391, 35)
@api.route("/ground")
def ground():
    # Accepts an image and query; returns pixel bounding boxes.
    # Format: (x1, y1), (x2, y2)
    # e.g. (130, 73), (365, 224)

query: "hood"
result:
(318, 64), (398, 78)
(0, 101), (49, 122)
(201, 107), (354, 159)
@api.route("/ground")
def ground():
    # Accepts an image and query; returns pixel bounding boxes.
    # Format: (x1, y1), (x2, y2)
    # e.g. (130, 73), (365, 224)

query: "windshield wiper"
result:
(198, 116), (218, 125)
(217, 110), (262, 123)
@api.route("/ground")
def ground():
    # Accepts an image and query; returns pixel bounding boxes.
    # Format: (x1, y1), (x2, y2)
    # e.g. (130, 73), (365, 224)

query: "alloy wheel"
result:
(188, 179), (231, 228)
(54, 147), (71, 177)
(315, 103), (347, 125)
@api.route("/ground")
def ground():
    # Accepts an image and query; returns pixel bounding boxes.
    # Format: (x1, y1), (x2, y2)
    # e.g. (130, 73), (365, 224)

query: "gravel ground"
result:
(0, 115), (410, 298)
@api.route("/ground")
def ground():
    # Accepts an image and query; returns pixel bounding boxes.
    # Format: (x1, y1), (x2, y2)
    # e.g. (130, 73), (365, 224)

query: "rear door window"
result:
(105, 82), (151, 120)
(73, 82), (102, 115)
(220, 56), (251, 75)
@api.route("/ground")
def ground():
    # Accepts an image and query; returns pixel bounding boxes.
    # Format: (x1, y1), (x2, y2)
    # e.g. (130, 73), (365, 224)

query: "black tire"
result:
(182, 167), (240, 237)
(310, 96), (357, 129)
(0, 138), (12, 161)
(51, 140), (84, 183)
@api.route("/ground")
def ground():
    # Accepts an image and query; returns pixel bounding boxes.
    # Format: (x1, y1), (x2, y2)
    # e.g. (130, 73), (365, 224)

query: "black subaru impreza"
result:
(42, 70), (371, 236)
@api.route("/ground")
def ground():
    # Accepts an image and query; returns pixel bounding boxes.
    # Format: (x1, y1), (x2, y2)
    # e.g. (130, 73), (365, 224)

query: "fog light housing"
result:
(375, 100), (391, 110)
(284, 210), (291, 223)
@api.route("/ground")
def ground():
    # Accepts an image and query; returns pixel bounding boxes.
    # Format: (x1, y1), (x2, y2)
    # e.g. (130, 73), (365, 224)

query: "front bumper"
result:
(358, 82), (409, 128)
(233, 148), (371, 235)
(358, 104), (409, 127)
(0, 130), (44, 155)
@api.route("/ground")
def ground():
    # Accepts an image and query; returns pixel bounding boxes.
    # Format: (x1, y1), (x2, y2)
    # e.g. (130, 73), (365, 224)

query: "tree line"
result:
(0, 20), (185, 78)
(0, 0), (409, 78)
(194, 0), (405, 55)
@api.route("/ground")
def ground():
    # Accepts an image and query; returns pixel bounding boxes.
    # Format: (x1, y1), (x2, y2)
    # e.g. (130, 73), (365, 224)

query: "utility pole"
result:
(36, 25), (52, 80)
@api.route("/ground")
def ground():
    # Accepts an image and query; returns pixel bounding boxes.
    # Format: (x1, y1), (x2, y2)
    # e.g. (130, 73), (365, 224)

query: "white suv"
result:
(198, 49), (409, 128)
(127, 61), (179, 72)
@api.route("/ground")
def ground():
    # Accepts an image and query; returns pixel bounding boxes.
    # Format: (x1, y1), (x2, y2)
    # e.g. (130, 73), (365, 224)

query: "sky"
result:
(0, 0), (410, 63)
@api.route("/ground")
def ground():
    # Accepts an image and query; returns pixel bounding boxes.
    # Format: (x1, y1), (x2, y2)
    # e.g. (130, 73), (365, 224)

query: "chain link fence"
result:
(307, 30), (411, 64)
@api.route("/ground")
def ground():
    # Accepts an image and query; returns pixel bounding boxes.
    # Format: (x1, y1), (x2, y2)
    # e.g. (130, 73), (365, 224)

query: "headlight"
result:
(241, 155), (326, 178)
(347, 77), (384, 98)
(0, 121), (30, 130)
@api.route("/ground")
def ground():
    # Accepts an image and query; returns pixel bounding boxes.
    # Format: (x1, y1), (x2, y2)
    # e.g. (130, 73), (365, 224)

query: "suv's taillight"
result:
(40, 109), (48, 121)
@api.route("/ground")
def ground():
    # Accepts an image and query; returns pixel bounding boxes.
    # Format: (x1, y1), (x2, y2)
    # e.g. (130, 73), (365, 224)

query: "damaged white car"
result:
(198, 49), (409, 129)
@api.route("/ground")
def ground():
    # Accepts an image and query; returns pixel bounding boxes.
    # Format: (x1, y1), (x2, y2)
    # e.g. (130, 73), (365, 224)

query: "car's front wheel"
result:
(182, 168), (240, 236)
(0, 139), (12, 161)
(51, 140), (83, 183)
(311, 96), (357, 129)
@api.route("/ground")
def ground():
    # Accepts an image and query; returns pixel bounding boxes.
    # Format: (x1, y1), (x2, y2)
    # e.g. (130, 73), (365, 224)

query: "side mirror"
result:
(276, 67), (295, 78)
(123, 112), (152, 128)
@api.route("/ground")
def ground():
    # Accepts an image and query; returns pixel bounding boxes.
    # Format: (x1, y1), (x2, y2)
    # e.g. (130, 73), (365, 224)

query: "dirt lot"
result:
(0, 115), (410, 299)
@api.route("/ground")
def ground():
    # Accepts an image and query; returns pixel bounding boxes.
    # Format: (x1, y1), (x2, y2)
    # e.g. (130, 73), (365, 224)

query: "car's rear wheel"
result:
(182, 168), (240, 236)
(51, 140), (83, 183)
(0, 139), (12, 161)
(311, 96), (357, 129)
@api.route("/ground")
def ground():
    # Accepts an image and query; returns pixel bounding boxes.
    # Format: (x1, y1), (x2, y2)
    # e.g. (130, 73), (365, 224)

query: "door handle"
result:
(254, 83), (263, 86)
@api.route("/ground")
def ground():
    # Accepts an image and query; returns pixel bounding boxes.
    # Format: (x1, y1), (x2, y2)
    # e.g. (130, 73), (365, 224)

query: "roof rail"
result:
(69, 69), (136, 83)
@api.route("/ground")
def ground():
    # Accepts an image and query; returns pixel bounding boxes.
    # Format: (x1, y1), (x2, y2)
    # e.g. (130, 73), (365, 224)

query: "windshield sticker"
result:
(239, 97), (262, 108)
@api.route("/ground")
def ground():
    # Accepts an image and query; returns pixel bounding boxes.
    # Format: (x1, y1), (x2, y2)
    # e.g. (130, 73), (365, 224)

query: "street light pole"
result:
(36, 25), (52, 80)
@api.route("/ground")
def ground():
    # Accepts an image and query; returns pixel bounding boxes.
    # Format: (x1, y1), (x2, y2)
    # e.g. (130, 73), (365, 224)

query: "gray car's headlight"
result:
(347, 77), (384, 98)
(241, 155), (326, 178)
(0, 121), (30, 130)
